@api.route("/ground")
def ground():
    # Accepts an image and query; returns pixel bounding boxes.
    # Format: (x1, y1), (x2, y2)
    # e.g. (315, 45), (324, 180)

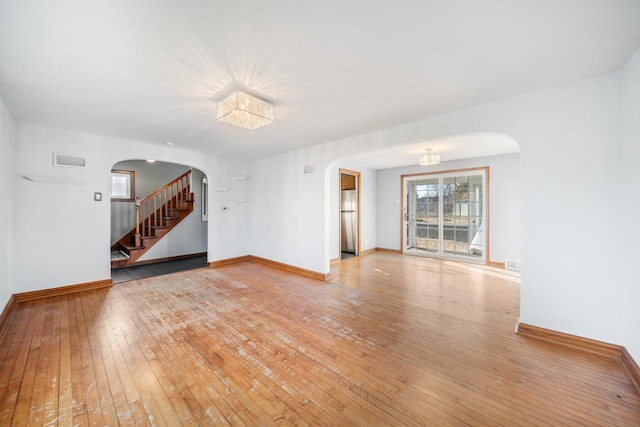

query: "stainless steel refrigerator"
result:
(341, 190), (358, 253)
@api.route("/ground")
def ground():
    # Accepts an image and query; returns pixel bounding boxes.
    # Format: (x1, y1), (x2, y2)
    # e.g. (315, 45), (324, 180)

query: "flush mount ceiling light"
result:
(217, 91), (275, 130)
(419, 148), (440, 166)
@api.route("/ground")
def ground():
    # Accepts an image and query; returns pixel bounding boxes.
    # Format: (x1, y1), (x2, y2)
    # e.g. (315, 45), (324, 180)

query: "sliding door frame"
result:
(400, 166), (490, 265)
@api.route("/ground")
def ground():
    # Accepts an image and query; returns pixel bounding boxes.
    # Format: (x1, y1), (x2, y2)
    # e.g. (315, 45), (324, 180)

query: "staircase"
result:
(111, 170), (194, 269)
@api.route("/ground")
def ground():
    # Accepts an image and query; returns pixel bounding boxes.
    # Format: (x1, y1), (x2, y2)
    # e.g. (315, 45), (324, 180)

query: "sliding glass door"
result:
(403, 169), (486, 262)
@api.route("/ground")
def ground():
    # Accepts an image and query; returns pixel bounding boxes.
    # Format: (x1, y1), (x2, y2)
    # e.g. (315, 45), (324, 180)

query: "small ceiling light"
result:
(217, 91), (274, 130)
(419, 148), (440, 166)
(165, 141), (174, 146)
(146, 159), (156, 163)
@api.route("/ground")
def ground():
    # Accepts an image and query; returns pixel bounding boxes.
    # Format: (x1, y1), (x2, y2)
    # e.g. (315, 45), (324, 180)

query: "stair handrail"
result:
(133, 170), (192, 246)
(139, 170), (191, 205)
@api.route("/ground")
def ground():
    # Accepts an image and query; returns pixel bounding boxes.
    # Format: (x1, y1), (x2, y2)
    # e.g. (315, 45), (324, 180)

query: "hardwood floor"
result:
(0, 253), (639, 425)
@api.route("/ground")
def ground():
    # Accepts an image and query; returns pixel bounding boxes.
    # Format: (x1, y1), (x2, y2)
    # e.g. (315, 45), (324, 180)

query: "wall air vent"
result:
(53, 152), (86, 168)
(505, 259), (521, 271)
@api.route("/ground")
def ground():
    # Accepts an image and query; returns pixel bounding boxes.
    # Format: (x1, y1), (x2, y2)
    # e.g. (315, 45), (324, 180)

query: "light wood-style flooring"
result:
(1, 252), (639, 425)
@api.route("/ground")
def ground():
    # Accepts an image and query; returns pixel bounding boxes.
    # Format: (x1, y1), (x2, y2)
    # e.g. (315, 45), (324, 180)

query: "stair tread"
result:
(122, 245), (146, 251)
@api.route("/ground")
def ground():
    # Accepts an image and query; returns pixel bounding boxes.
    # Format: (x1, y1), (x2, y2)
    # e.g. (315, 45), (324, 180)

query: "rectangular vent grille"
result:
(505, 259), (521, 271)
(53, 152), (86, 168)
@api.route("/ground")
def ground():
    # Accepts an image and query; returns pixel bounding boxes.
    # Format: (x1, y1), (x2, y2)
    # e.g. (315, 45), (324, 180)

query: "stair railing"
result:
(134, 170), (192, 246)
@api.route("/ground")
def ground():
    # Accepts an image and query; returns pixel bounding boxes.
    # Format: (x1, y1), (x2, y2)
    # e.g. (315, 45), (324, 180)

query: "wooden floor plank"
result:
(81, 289), (120, 426)
(56, 297), (73, 426)
(68, 293), (89, 427)
(98, 300), (144, 424)
(40, 297), (61, 427)
(0, 302), (34, 424)
(0, 253), (639, 425)
(11, 300), (46, 426)
(27, 298), (57, 426)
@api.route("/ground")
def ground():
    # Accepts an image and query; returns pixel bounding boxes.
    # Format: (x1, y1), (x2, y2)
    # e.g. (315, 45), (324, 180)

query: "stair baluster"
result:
(134, 197), (141, 247)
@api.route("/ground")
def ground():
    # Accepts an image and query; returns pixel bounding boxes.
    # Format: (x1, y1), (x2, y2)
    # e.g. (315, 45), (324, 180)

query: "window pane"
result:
(111, 176), (129, 197)
(111, 170), (134, 200)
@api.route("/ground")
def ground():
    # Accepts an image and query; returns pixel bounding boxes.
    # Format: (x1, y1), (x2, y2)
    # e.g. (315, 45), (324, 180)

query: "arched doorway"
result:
(109, 159), (209, 282)
(325, 132), (521, 270)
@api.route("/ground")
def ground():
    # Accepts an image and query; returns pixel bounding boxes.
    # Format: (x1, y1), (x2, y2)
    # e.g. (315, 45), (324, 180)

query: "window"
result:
(111, 170), (135, 201)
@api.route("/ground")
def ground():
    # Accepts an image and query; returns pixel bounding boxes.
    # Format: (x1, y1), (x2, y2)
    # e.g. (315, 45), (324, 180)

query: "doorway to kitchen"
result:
(340, 169), (360, 260)
(402, 167), (488, 263)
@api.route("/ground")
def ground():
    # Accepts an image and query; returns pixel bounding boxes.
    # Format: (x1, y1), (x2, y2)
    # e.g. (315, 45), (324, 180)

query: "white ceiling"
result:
(342, 134), (520, 170)
(1, 1), (639, 162)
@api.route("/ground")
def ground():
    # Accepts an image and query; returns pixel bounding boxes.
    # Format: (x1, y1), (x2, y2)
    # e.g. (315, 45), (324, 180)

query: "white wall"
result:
(12, 122), (249, 293)
(328, 163), (376, 261)
(622, 46), (640, 362)
(250, 150), (324, 272)
(252, 70), (624, 347)
(0, 96), (15, 310)
(376, 153), (521, 264)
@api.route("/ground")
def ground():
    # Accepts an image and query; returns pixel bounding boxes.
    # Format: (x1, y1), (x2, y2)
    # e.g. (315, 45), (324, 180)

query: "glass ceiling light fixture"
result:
(419, 148), (440, 166)
(216, 91), (275, 130)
